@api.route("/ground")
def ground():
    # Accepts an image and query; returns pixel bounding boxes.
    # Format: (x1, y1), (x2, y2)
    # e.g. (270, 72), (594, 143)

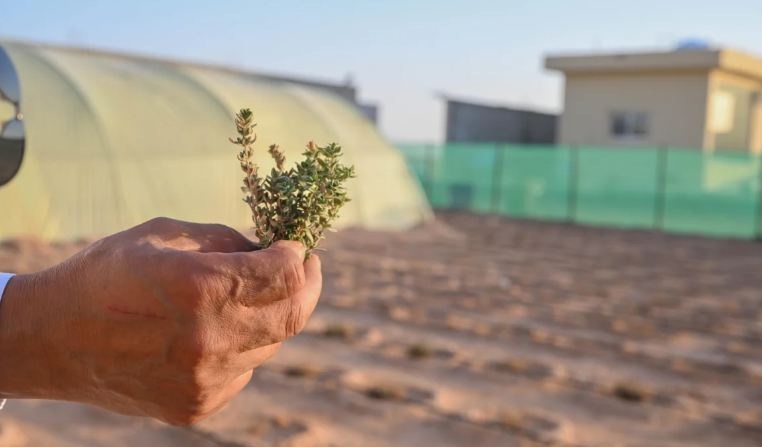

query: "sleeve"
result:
(0, 273), (14, 301)
(0, 272), (16, 410)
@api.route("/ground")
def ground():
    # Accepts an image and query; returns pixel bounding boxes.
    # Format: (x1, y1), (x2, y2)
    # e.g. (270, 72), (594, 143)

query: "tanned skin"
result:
(0, 217), (321, 425)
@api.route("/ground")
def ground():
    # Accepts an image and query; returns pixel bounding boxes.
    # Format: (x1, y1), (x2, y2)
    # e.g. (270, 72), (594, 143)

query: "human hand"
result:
(0, 217), (321, 425)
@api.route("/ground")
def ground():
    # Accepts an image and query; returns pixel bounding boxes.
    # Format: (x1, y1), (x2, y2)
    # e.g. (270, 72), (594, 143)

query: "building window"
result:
(610, 111), (649, 140)
(711, 86), (752, 150)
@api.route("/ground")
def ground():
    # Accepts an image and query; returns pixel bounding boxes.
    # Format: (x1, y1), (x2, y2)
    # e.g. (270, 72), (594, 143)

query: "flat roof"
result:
(438, 93), (558, 116)
(545, 48), (762, 81)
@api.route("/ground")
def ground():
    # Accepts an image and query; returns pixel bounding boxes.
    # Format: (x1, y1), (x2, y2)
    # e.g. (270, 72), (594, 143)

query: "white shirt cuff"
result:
(0, 272), (15, 410)
(0, 272), (15, 305)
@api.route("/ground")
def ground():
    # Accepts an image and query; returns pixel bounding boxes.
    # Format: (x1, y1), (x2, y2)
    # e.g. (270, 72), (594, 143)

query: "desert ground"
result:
(0, 211), (761, 447)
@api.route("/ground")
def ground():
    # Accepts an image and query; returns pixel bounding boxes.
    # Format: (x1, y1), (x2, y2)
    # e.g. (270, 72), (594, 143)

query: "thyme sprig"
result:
(230, 108), (355, 252)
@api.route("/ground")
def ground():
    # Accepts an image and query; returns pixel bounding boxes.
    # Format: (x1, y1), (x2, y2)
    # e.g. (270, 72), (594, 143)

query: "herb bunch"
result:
(230, 108), (355, 252)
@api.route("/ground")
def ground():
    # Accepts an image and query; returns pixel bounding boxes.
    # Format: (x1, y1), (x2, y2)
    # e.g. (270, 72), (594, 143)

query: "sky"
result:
(2, 1), (762, 142)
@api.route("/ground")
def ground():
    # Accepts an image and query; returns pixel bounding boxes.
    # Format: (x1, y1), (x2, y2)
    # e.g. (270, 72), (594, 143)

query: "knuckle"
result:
(164, 407), (208, 426)
(174, 378), (218, 425)
(164, 412), (199, 427)
(160, 383), (213, 426)
(218, 224), (244, 240)
(148, 216), (172, 224)
(145, 216), (175, 229)
(205, 224), (257, 252)
(207, 223), (236, 239)
(208, 223), (230, 232)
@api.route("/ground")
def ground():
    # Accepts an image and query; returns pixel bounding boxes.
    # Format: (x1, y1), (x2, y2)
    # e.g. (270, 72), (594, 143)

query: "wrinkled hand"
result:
(0, 217), (321, 425)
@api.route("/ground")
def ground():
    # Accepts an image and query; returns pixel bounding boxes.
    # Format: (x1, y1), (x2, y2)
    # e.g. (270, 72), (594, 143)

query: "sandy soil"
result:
(1, 212), (761, 447)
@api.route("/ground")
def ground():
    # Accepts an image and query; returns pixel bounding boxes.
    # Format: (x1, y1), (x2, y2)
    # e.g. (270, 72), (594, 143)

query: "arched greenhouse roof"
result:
(0, 41), (430, 240)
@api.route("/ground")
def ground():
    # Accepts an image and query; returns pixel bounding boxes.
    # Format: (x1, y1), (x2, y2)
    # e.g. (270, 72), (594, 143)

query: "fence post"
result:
(567, 145), (579, 222)
(754, 154), (762, 241)
(653, 146), (669, 230)
(491, 143), (505, 213)
(424, 143), (436, 199)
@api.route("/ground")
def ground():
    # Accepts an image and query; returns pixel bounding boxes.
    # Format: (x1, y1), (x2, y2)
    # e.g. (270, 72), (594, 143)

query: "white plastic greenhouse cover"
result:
(0, 41), (431, 240)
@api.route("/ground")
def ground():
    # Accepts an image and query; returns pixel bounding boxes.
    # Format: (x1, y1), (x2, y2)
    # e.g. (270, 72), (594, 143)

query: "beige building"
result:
(545, 48), (762, 152)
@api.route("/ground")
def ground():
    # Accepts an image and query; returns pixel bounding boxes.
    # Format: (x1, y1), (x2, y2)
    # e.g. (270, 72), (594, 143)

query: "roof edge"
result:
(717, 49), (762, 82)
(545, 49), (722, 73)
(438, 93), (559, 116)
(544, 47), (762, 81)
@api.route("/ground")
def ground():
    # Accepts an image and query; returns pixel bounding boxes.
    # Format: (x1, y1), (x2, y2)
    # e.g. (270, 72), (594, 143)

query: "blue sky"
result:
(3, 1), (762, 142)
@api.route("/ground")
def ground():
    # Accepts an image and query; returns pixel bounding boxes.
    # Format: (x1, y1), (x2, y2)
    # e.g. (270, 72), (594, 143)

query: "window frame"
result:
(609, 111), (649, 142)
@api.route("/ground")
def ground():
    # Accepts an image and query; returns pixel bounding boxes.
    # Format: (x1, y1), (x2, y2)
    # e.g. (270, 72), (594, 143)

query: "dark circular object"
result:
(0, 45), (25, 187)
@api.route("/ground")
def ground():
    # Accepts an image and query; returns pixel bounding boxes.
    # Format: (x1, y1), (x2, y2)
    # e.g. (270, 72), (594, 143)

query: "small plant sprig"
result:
(230, 108), (355, 252)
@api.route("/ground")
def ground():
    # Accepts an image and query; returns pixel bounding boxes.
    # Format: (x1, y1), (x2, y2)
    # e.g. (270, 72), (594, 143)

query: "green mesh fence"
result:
(498, 145), (571, 220)
(430, 143), (496, 212)
(398, 143), (762, 239)
(662, 149), (761, 238)
(574, 147), (661, 228)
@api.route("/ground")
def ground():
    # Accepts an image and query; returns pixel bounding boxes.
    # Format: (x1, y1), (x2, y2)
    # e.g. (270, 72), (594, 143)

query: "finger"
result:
(232, 342), (282, 374)
(288, 254), (322, 333)
(136, 218), (259, 253)
(227, 240), (308, 306)
(203, 370), (254, 417)
(247, 254), (322, 345)
(178, 224), (258, 253)
(223, 370), (254, 399)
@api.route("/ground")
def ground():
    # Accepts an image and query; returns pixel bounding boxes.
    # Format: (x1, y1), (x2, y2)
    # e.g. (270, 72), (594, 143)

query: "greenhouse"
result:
(0, 41), (430, 240)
